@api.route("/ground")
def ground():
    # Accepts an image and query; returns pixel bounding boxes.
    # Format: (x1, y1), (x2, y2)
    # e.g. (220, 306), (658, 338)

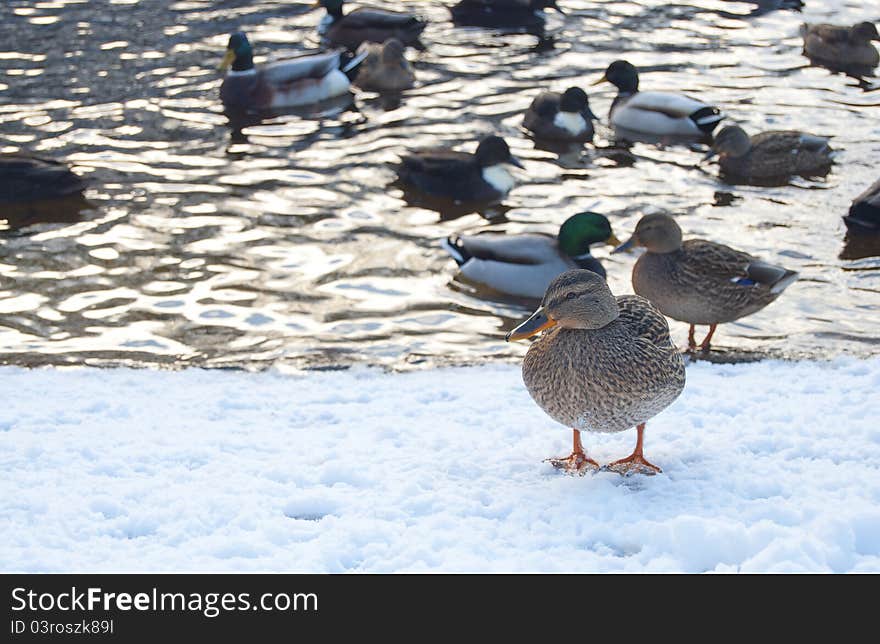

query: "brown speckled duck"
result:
(615, 214), (799, 353)
(801, 21), (880, 71)
(506, 270), (685, 476)
(354, 38), (415, 92)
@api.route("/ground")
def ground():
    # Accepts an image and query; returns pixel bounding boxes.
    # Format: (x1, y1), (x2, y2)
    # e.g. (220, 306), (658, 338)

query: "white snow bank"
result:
(1, 359), (879, 573)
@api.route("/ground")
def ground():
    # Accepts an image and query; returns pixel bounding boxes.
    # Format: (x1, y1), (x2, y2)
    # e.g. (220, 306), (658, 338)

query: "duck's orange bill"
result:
(506, 307), (557, 342)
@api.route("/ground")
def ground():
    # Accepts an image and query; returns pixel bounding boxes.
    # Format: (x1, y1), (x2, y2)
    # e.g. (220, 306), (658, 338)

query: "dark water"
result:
(1, 0), (878, 370)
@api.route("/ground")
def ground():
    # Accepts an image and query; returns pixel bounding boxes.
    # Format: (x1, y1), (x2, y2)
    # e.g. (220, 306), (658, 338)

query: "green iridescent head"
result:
(557, 212), (618, 258)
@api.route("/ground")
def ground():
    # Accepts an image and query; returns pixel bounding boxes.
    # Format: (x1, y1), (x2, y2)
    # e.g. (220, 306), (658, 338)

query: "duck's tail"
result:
(691, 106), (724, 134)
(441, 236), (472, 266)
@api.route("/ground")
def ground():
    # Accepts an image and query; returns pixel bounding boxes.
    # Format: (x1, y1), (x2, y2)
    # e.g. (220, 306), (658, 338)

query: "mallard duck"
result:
(614, 214), (798, 353)
(593, 60), (723, 137)
(845, 177), (880, 233)
(442, 212), (618, 298)
(0, 153), (85, 204)
(506, 269), (685, 475)
(450, 0), (563, 30)
(317, 0), (427, 51)
(706, 125), (833, 181)
(218, 32), (365, 111)
(801, 21), (879, 70)
(353, 38), (415, 92)
(523, 87), (597, 142)
(396, 135), (524, 202)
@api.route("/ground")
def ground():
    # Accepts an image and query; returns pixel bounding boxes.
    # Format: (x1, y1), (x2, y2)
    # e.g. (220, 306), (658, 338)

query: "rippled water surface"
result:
(1, 0), (879, 369)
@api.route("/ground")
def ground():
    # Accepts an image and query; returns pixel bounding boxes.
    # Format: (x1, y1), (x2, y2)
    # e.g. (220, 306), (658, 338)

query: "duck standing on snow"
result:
(396, 135), (524, 202)
(614, 214), (798, 353)
(706, 125), (833, 182)
(353, 38), (415, 92)
(450, 0), (564, 31)
(801, 21), (880, 72)
(845, 177), (880, 234)
(0, 153), (86, 204)
(593, 60), (723, 138)
(442, 212), (619, 299)
(218, 32), (365, 111)
(523, 87), (597, 142)
(507, 270), (685, 476)
(317, 0), (427, 51)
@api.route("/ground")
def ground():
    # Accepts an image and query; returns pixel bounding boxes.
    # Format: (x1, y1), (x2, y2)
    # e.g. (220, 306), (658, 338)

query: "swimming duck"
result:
(507, 269), (685, 475)
(353, 38), (415, 92)
(845, 177), (880, 233)
(801, 21), (879, 71)
(0, 153), (86, 204)
(706, 125), (834, 182)
(396, 135), (524, 202)
(450, 0), (563, 31)
(523, 87), (597, 142)
(614, 214), (798, 353)
(218, 32), (365, 111)
(593, 60), (723, 138)
(442, 212), (619, 299)
(317, 0), (427, 51)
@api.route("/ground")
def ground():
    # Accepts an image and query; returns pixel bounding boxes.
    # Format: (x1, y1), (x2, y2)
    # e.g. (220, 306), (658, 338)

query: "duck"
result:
(506, 269), (685, 476)
(706, 125), (833, 182)
(317, 0), (427, 52)
(218, 32), (365, 112)
(593, 60), (723, 138)
(450, 0), (563, 31)
(523, 87), (597, 142)
(353, 38), (415, 92)
(443, 212), (619, 299)
(845, 177), (880, 233)
(614, 213), (798, 353)
(0, 153), (86, 205)
(801, 21), (880, 71)
(396, 135), (524, 202)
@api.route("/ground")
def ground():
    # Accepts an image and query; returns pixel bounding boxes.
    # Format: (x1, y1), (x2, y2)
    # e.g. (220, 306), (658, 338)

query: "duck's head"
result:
(557, 212), (619, 266)
(318, 0), (345, 16)
(613, 213), (683, 254)
(559, 87), (597, 120)
(475, 136), (524, 169)
(593, 60), (639, 93)
(706, 125), (751, 161)
(852, 21), (880, 42)
(382, 38), (407, 65)
(219, 32), (254, 72)
(506, 270), (619, 341)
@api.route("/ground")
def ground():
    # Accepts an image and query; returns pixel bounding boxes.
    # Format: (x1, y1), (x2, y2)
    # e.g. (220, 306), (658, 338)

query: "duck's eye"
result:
(565, 292), (578, 301)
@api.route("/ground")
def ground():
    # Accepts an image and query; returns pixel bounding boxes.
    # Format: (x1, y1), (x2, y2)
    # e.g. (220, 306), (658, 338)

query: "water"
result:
(1, 0), (878, 370)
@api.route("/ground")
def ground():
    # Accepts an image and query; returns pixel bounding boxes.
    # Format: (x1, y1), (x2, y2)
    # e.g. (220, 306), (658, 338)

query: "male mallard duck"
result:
(450, 0), (563, 30)
(396, 135), (524, 202)
(353, 38), (415, 92)
(845, 177), (880, 233)
(218, 32), (365, 111)
(593, 60), (723, 138)
(442, 212), (619, 298)
(614, 214), (798, 353)
(507, 269), (685, 475)
(317, 0), (427, 51)
(523, 87), (597, 142)
(706, 125), (833, 182)
(0, 153), (86, 204)
(801, 21), (879, 71)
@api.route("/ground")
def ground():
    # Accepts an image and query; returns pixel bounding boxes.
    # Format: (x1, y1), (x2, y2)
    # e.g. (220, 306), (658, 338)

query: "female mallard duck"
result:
(507, 269), (685, 476)
(801, 21), (879, 71)
(523, 87), (597, 142)
(0, 153), (85, 204)
(706, 125), (833, 182)
(353, 38), (415, 92)
(593, 60), (723, 138)
(845, 177), (880, 233)
(442, 212), (619, 299)
(614, 214), (798, 353)
(396, 135), (524, 202)
(218, 32), (365, 111)
(450, 0), (563, 30)
(317, 0), (427, 51)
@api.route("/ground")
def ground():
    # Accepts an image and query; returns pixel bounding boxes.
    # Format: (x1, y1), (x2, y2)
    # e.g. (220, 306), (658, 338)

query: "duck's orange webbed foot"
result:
(546, 429), (600, 476)
(602, 423), (662, 476)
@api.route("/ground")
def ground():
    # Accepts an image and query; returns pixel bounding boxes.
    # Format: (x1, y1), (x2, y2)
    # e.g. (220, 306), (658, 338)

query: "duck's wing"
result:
(622, 92), (715, 120)
(527, 92), (560, 118)
(399, 150), (473, 177)
(260, 51), (342, 84)
(682, 240), (797, 292)
(802, 23), (850, 43)
(751, 130), (831, 155)
(615, 295), (674, 347)
(346, 9), (427, 33)
(847, 177), (880, 230)
(459, 232), (559, 265)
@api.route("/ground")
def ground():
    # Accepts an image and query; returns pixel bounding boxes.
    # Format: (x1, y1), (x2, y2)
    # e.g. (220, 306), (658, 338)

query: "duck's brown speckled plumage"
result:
(522, 292), (685, 434)
(715, 129), (833, 180)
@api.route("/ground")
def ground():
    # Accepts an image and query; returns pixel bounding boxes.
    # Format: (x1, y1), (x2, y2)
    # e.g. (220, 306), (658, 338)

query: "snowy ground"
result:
(2, 359), (879, 573)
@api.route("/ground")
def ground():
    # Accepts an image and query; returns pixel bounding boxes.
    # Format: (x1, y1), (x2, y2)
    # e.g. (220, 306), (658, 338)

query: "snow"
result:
(1, 359), (879, 573)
